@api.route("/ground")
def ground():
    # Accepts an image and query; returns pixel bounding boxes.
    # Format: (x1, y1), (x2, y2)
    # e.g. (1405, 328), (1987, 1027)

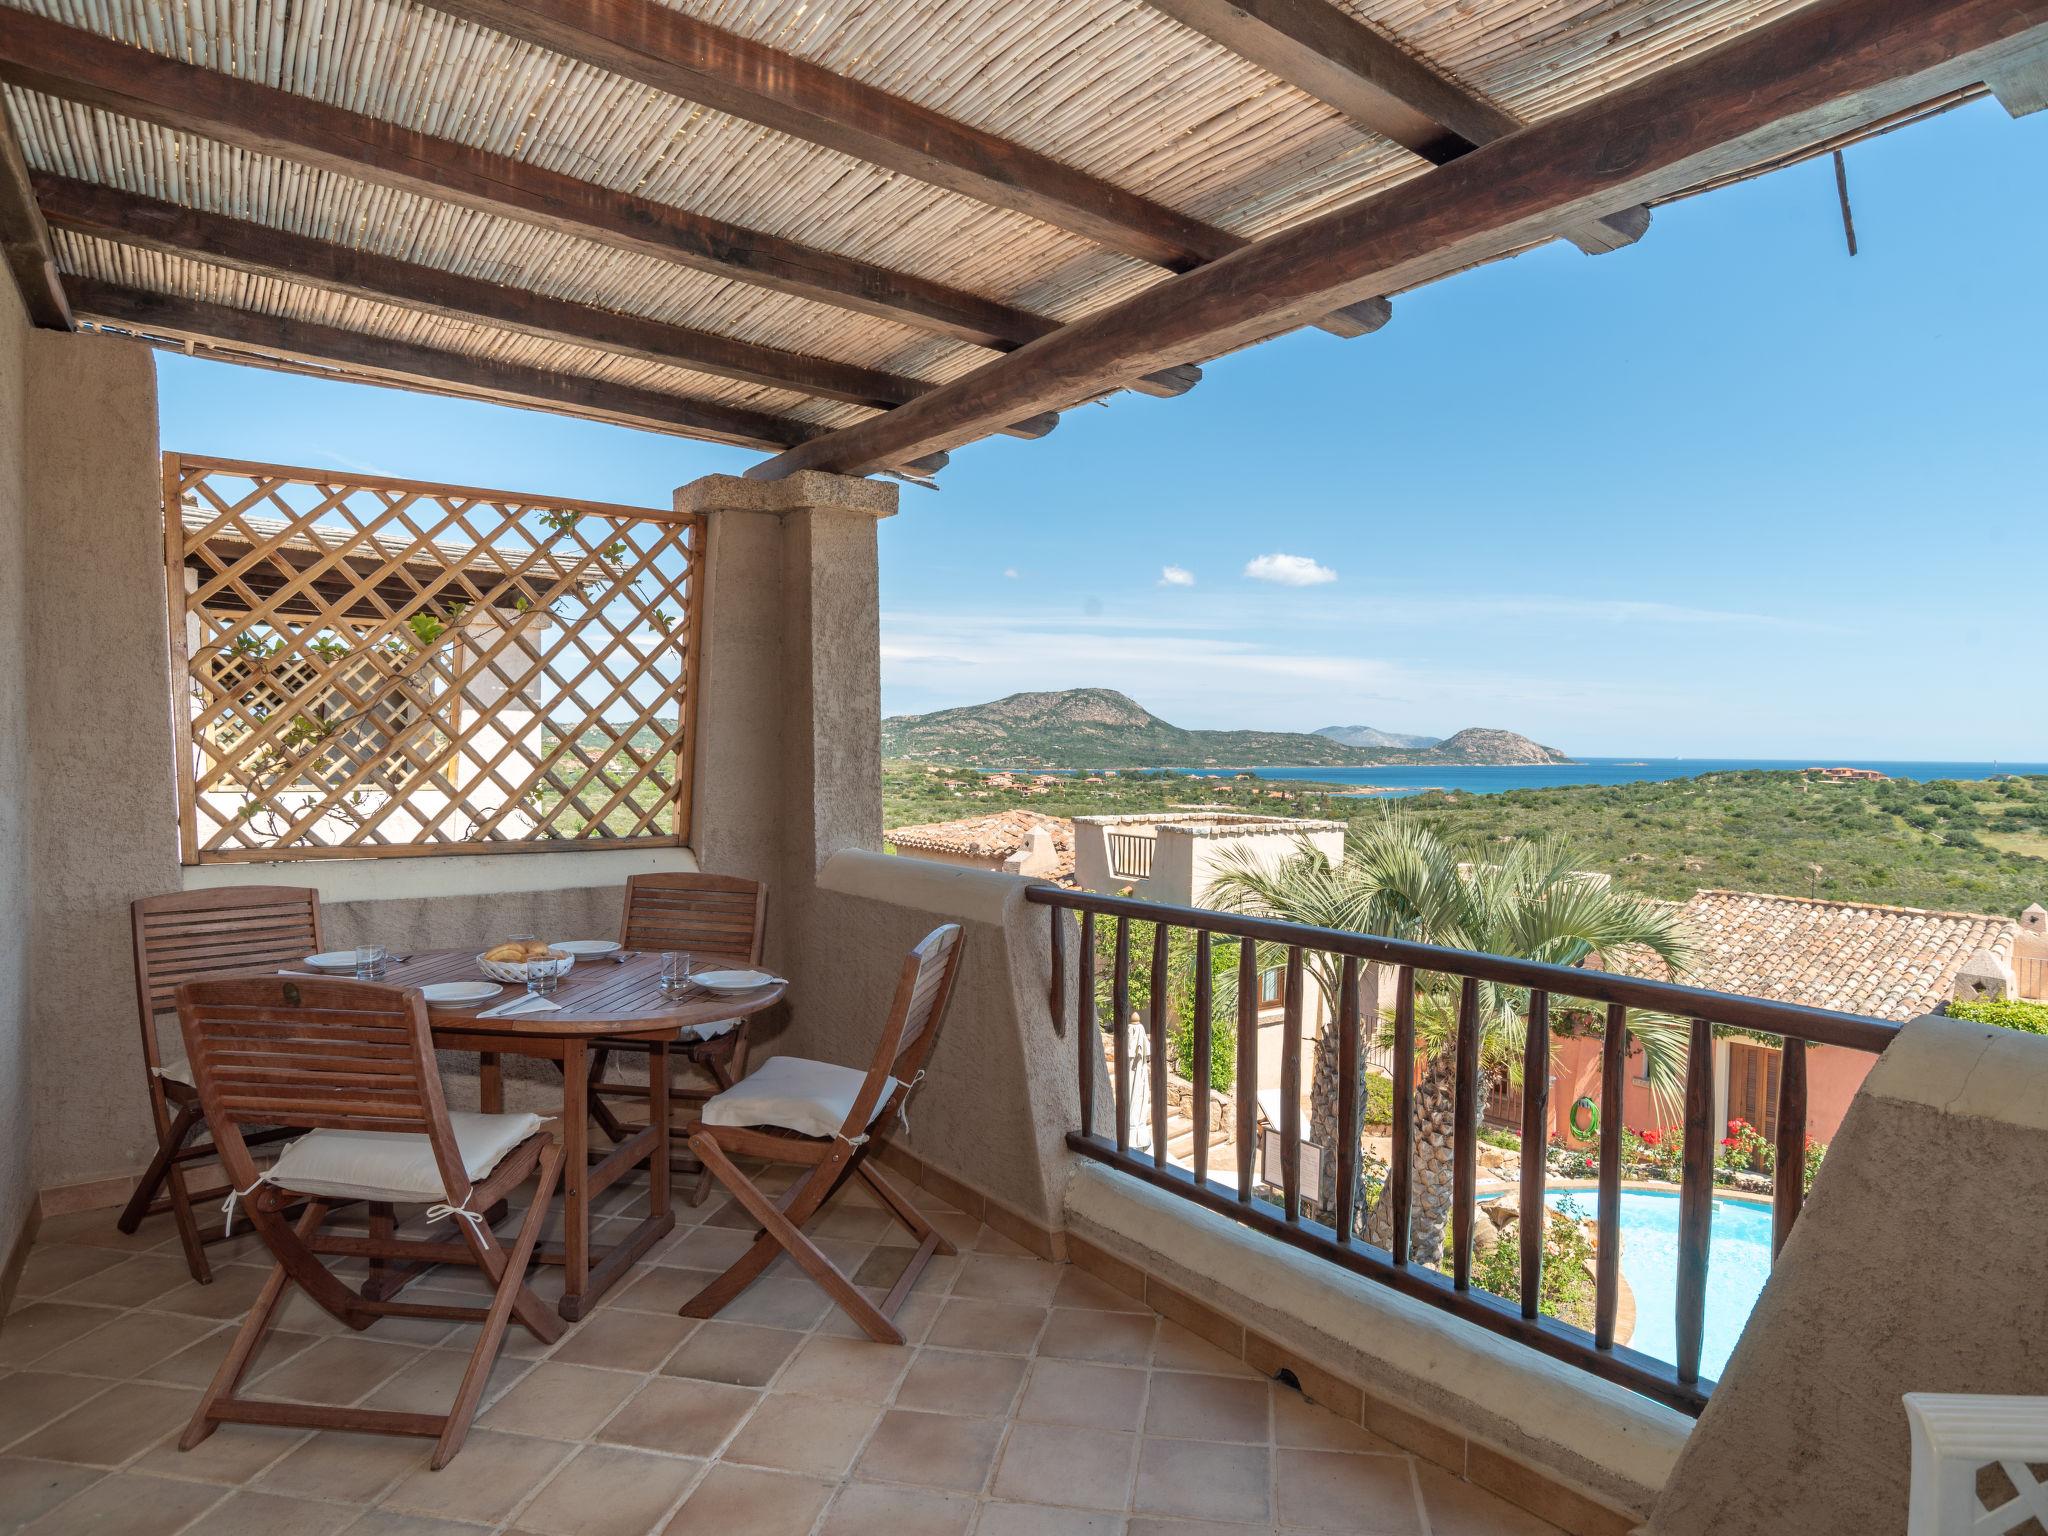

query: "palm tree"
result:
(1207, 811), (1694, 1268)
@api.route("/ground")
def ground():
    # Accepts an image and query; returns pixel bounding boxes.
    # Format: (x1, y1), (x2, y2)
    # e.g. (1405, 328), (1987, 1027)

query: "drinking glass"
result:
(527, 951), (563, 997)
(354, 943), (388, 981)
(660, 952), (694, 997)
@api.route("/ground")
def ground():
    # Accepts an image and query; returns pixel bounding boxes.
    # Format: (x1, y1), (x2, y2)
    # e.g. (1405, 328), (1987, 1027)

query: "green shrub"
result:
(1948, 995), (2048, 1036)
(1471, 1195), (1598, 1329)
(1363, 1073), (1396, 1128)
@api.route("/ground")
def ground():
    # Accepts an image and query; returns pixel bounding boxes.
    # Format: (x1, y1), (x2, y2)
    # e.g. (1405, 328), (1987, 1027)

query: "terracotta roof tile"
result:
(885, 811), (1074, 879)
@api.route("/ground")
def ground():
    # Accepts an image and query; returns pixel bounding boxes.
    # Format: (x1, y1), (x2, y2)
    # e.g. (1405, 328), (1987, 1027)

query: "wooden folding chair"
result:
(175, 975), (563, 1469)
(120, 887), (324, 1281)
(580, 872), (769, 1203)
(682, 923), (964, 1344)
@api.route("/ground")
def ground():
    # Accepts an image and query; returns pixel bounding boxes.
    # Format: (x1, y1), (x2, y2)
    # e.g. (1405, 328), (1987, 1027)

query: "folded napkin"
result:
(477, 994), (563, 1020)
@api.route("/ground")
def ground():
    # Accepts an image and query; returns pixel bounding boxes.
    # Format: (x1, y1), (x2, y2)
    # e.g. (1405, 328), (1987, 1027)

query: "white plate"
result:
(550, 939), (622, 956)
(303, 951), (359, 972)
(422, 981), (503, 1005)
(692, 969), (779, 994)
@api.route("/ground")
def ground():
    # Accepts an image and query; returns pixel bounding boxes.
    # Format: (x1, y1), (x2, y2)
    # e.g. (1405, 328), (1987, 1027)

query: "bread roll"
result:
(521, 940), (554, 961)
(484, 941), (528, 964)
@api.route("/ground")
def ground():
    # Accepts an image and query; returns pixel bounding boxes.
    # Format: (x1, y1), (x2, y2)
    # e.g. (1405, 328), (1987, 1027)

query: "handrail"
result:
(1026, 882), (1900, 1416)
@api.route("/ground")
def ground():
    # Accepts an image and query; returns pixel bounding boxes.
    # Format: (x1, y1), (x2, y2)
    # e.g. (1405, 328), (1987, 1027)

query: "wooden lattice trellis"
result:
(163, 453), (703, 863)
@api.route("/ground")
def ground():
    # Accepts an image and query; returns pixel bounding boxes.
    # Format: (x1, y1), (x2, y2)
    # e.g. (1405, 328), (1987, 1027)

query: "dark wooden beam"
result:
(0, 9), (1050, 349)
(68, 279), (821, 451)
(1146, 0), (1650, 255)
(751, 0), (2048, 478)
(416, 0), (1233, 271)
(1128, 363), (1202, 399)
(0, 101), (70, 328)
(35, 174), (924, 408)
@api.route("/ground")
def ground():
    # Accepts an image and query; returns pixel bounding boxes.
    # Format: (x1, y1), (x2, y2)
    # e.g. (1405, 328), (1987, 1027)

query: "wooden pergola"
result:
(2, 0), (2043, 481)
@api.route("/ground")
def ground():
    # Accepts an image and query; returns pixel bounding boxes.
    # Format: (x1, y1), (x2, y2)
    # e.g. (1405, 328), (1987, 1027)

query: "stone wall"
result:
(0, 295), (33, 1259)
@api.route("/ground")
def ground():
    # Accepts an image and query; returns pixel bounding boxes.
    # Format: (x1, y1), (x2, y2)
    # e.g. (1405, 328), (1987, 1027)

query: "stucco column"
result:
(679, 469), (896, 900)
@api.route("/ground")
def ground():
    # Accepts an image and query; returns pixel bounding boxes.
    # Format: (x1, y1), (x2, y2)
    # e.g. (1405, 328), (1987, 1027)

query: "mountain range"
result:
(879, 689), (1572, 770)
(1315, 724), (1441, 750)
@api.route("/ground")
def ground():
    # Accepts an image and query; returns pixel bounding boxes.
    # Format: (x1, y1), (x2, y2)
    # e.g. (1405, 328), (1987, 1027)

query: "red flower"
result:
(1720, 1137), (1738, 1148)
(1728, 1119), (1750, 1135)
(1639, 1129), (1662, 1146)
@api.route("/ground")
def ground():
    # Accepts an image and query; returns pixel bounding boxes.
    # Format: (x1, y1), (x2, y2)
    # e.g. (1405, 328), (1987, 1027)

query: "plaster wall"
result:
(1649, 1014), (2048, 1534)
(0, 295), (32, 1253)
(1547, 1034), (1874, 1147)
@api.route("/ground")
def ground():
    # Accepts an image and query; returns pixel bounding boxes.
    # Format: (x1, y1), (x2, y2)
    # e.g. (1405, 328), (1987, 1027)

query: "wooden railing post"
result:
(1076, 910), (1095, 1138)
(1236, 937), (1257, 1205)
(1676, 1016), (1716, 1385)
(1517, 989), (1551, 1320)
(1112, 917), (1132, 1157)
(1048, 902), (1067, 1039)
(1772, 1037), (1808, 1258)
(1389, 965), (1416, 1266)
(1451, 975), (1481, 1292)
(1595, 1002), (1626, 1350)
(1335, 957), (1360, 1243)
(1280, 946), (1304, 1221)
(1192, 931), (1213, 1188)
(1149, 921), (1170, 1170)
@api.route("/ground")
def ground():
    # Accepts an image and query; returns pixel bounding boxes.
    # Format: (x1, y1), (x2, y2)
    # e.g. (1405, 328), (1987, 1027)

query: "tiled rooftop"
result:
(1, 1166), (1558, 1536)
(1629, 889), (2022, 1020)
(886, 811), (1074, 871)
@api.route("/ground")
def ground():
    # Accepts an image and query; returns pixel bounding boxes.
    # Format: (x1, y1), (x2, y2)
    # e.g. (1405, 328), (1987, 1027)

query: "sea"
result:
(1168, 759), (2048, 798)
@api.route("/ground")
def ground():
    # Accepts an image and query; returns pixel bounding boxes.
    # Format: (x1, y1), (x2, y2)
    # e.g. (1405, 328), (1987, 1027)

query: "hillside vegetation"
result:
(882, 765), (2048, 916)
(879, 688), (1569, 770)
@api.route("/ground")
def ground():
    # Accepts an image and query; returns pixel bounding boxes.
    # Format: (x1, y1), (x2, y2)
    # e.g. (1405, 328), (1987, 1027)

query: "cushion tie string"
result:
(425, 1197), (489, 1237)
(896, 1069), (928, 1134)
(837, 1132), (871, 1148)
(220, 1178), (267, 1238)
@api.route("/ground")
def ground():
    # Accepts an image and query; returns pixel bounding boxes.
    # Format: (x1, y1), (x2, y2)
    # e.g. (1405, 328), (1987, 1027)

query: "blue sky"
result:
(156, 98), (2047, 760)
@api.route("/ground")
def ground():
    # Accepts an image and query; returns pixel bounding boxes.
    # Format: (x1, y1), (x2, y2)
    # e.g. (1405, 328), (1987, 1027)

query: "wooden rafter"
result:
(751, 0), (2048, 479)
(0, 8), (1050, 349)
(1145, 0), (1650, 255)
(0, 96), (69, 328)
(38, 176), (925, 410)
(417, 0), (1234, 272)
(71, 279), (823, 452)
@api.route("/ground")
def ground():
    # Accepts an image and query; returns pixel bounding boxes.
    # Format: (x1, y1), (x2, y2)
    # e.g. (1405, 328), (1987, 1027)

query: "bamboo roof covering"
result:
(1, 0), (2039, 475)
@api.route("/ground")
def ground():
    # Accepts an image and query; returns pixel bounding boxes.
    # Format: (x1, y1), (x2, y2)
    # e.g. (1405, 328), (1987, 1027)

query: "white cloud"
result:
(1002, 567), (1021, 580)
(1244, 552), (1337, 587)
(1159, 565), (1196, 588)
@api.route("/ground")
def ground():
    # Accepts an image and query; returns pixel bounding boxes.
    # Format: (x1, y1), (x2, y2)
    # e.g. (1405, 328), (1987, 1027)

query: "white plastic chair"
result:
(1905, 1393), (2048, 1534)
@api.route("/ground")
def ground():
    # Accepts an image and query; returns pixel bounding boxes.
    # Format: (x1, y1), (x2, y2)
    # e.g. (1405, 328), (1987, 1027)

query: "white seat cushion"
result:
(152, 1059), (193, 1087)
(264, 1112), (547, 1203)
(700, 1056), (897, 1140)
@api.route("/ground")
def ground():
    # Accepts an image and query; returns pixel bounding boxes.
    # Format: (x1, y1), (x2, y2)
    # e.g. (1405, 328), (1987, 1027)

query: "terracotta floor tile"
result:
(1014, 1359), (1148, 1434)
(1414, 1462), (1568, 1535)
(377, 1431), (573, 1524)
(818, 1481), (975, 1536)
(513, 1444), (702, 1536)
(924, 1300), (1047, 1356)
(661, 1322), (803, 1388)
(548, 1310), (694, 1374)
(249, 1337), (422, 1406)
(0, 1456), (103, 1529)
(338, 1512), (496, 1536)
(362, 1349), (531, 1418)
(256, 1430), (431, 1503)
(991, 1422), (1137, 1511)
(14, 1247), (128, 1300)
(653, 1225), (759, 1271)
(1038, 1309), (1157, 1367)
(48, 1258), (195, 1312)
(722, 1392), (879, 1477)
(0, 1306), (121, 1370)
(815, 1290), (943, 1344)
(186, 1488), (360, 1536)
(11, 1382), (201, 1468)
(129, 1421), (305, 1485)
(1133, 1438), (1270, 1524)
(1271, 1448), (1422, 1534)
(15, 1469), (222, 1535)
(1150, 1323), (1256, 1378)
(139, 1329), (315, 1392)
(30, 1311), (221, 1381)
(716, 1279), (834, 1332)
(29, 1211), (179, 1252)
(477, 1361), (642, 1439)
(1143, 1372), (1271, 1444)
(608, 1266), (718, 1316)
(894, 1350), (1026, 1419)
(948, 1255), (1061, 1307)
(1271, 1389), (1397, 1454)
(597, 1376), (760, 1457)
(147, 1267), (275, 1323)
(1050, 1269), (1147, 1313)
(0, 1375), (112, 1450)
(973, 1505), (1125, 1535)
(1123, 1521), (1273, 1535)
(774, 1334), (910, 1403)
(660, 1464), (833, 1536)
(854, 1408), (1002, 1493)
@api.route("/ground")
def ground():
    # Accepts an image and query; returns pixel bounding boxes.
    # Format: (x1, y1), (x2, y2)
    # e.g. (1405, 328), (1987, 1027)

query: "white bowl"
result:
(476, 949), (576, 985)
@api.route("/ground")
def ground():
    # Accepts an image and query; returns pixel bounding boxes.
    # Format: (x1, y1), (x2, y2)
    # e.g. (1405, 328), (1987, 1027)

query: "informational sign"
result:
(1258, 1128), (1324, 1196)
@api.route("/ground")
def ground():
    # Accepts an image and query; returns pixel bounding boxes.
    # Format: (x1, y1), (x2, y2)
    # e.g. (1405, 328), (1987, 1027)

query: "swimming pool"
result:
(1536, 1187), (1772, 1380)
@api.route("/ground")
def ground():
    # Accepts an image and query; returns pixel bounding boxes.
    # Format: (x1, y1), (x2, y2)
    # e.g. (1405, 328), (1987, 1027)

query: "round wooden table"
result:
(392, 948), (786, 1319)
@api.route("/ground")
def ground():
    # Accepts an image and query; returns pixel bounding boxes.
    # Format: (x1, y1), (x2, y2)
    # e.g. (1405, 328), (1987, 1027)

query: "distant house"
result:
(1555, 890), (2034, 1146)
(1069, 811), (1344, 909)
(1804, 765), (1888, 782)
(885, 810), (1073, 881)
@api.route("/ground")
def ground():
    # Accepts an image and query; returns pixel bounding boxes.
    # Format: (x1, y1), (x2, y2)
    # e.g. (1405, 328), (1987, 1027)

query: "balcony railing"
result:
(1030, 884), (1898, 1415)
(1105, 830), (1156, 879)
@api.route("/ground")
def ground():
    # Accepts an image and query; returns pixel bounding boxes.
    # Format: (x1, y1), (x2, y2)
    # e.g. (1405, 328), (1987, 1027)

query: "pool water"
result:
(1542, 1187), (1772, 1380)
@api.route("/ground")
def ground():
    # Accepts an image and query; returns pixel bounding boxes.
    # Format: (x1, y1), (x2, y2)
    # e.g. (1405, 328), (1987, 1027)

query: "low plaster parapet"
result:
(818, 847), (1036, 928)
(674, 470), (897, 519)
(1064, 1161), (1688, 1519)
(1860, 1010), (2048, 1129)
(182, 845), (700, 904)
